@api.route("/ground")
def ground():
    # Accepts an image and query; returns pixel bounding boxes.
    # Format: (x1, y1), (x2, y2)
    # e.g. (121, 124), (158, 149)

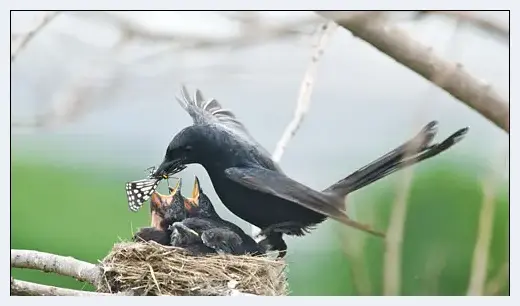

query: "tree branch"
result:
(318, 11), (509, 133)
(11, 249), (102, 286)
(10, 278), (115, 296)
(10, 248), (260, 296)
(272, 20), (337, 163)
(383, 121), (429, 295)
(11, 11), (60, 63)
(251, 20), (336, 237)
(71, 11), (321, 53)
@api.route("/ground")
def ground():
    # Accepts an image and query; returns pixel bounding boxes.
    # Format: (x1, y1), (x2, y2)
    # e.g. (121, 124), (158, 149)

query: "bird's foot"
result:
(257, 233), (287, 259)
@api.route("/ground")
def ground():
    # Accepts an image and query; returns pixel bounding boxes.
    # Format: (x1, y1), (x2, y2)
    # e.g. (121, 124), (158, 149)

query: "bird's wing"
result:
(224, 166), (385, 237)
(175, 85), (267, 150)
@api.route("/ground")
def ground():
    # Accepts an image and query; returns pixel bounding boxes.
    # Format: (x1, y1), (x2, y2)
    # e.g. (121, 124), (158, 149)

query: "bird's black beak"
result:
(153, 158), (185, 180)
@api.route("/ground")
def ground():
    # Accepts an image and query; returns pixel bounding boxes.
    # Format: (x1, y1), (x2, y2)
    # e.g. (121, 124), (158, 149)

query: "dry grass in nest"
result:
(97, 241), (288, 296)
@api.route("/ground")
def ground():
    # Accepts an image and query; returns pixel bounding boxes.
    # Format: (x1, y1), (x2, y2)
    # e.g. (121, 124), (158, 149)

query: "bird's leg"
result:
(258, 232), (287, 258)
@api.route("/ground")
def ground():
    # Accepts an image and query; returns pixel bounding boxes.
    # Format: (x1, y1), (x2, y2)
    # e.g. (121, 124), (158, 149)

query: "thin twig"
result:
(318, 11), (509, 133)
(10, 278), (116, 296)
(339, 228), (373, 295)
(272, 21), (337, 163)
(467, 149), (508, 295)
(147, 264), (162, 295)
(382, 126), (426, 295)
(252, 21), (336, 238)
(381, 18), (464, 295)
(11, 249), (102, 286)
(71, 11), (321, 57)
(11, 11), (60, 62)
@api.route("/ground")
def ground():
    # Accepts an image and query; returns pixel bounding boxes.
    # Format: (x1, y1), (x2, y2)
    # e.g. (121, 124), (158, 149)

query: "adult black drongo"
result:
(149, 86), (468, 256)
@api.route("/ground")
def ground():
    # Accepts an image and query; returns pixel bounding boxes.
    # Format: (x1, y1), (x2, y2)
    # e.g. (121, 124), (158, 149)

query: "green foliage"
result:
(11, 161), (151, 291)
(285, 164), (509, 296)
(11, 158), (508, 295)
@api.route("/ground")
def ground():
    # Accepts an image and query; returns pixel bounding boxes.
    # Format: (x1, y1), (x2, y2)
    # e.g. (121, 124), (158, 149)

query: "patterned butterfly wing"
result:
(125, 178), (161, 212)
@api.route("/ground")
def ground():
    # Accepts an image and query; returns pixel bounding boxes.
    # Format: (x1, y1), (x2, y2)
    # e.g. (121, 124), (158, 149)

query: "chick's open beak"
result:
(168, 178), (182, 195)
(190, 176), (201, 206)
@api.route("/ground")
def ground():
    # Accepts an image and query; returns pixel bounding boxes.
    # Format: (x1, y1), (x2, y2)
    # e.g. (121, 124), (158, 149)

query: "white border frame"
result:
(4, 1), (513, 303)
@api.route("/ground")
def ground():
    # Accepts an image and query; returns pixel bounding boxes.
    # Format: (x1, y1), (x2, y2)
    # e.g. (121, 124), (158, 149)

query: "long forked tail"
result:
(323, 121), (469, 196)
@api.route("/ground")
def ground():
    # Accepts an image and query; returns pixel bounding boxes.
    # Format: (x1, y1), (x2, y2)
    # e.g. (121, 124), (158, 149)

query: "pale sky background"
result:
(10, 11), (510, 248)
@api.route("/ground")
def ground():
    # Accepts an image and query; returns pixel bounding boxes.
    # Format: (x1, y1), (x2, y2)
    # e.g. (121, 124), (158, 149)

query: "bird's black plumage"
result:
(168, 222), (217, 256)
(148, 179), (188, 232)
(178, 176), (266, 256)
(201, 227), (253, 255)
(170, 218), (263, 256)
(133, 226), (171, 245)
(133, 179), (188, 246)
(152, 86), (469, 257)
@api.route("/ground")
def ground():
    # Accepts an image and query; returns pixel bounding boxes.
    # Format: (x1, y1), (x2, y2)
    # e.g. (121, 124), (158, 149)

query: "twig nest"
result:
(97, 241), (288, 296)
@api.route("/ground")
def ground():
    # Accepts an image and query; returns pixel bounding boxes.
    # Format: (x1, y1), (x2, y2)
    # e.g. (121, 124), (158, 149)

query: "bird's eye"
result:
(185, 145), (193, 152)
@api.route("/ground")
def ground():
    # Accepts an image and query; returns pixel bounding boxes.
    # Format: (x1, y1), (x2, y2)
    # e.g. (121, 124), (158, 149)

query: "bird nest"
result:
(97, 241), (288, 296)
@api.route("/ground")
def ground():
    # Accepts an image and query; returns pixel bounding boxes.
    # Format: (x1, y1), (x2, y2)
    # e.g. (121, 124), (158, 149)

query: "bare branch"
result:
(11, 249), (102, 286)
(251, 20), (336, 238)
(10, 248), (259, 296)
(10, 278), (115, 296)
(272, 21), (337, 163)
(11, 11), (60, 63)
(414, 11), (509, 42)
(318, 11), (509, 133)
(72, 11), (321, 54)
(382, 122), (427, 295)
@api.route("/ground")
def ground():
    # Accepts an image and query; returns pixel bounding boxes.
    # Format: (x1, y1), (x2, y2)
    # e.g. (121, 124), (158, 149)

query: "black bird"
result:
(202, 227), (256, 255)
(150, 86), (469, 257)
(132, 179), (188, 245)
(133, 226), (171, 245)
(168, 222), (217, 256)
(169, 218), (263, 256)
(174, 177), (266, 256)
(151, 179), (190, 232)
(186, 176), (265, 254)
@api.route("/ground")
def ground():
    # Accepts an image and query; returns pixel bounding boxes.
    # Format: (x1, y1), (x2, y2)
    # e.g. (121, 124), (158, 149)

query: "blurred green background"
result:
(11, 154), (509, 296)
